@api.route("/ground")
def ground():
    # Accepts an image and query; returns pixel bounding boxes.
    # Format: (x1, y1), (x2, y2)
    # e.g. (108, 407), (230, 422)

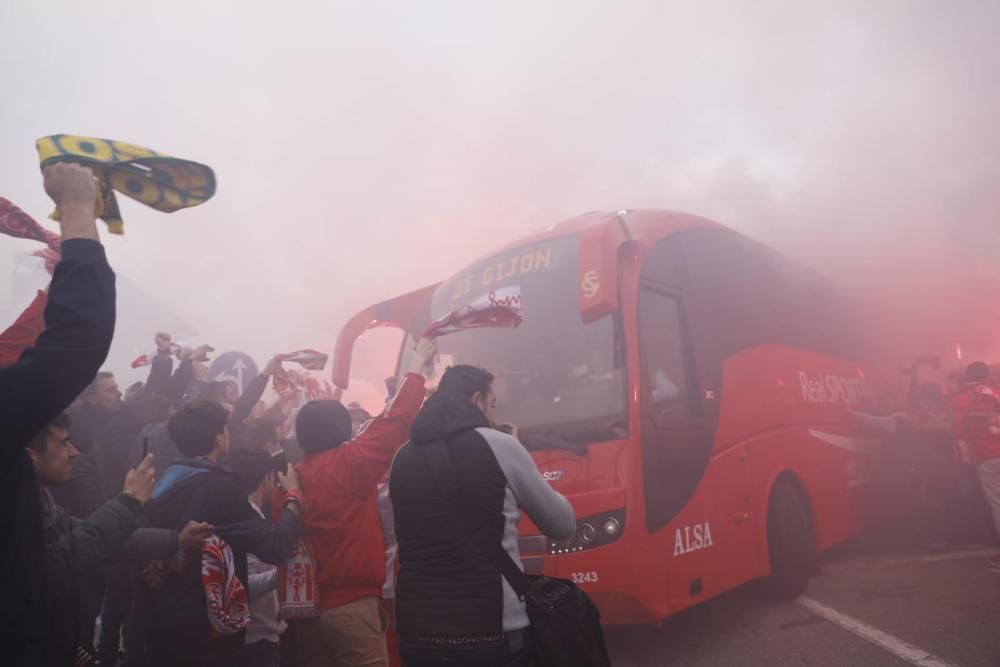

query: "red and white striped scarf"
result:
(423, 286), (523, 338)
(130, 343), (183, 368)
(0, 197), (61, 274)
(275, 349), (329, 371)
(277, 538), (320, 619)
(201, 535), (250, 637)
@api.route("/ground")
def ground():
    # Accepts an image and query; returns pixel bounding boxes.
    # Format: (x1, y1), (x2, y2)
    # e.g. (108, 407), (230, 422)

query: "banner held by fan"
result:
(1, 197), (62, 273)
(131, 344), (183, 369)
(271, 350), (331, 395)
(37, 134), (216, 235)
(275, 349), (329, 371)
(422, 286), (524, 339)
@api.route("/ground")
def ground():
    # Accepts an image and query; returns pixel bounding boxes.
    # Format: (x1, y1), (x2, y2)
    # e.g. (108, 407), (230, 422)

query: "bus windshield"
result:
(403, 235), (627, 452)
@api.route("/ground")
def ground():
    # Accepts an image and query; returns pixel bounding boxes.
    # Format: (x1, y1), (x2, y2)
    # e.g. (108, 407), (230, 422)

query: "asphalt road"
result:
(605, 545), (1000, 666)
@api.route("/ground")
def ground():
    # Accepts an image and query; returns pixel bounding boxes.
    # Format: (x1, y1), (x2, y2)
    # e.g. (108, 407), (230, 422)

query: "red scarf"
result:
(201, 535), (250, 637)
(423, 286), (523, 338)
(276, 349), (329, 371)
(277, 538), (320, 619)
(0, 197), (61, 273)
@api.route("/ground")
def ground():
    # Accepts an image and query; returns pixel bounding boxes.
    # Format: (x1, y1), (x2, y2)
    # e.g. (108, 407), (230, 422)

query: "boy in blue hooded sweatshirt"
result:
(142, 400), (302, 667)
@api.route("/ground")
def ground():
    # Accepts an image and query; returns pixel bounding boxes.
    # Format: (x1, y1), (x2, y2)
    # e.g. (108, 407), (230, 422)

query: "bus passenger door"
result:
(710, 442), (759, 588)
(638, 286), (718, 608)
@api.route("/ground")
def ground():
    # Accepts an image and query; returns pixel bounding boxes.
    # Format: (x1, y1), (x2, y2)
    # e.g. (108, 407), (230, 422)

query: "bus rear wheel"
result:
(763, 480), (815, 600)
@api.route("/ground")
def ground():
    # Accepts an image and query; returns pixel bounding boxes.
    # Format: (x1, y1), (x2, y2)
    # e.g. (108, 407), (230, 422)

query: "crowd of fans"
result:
(6, 165), (1000, 667)
(853, 359), (1000, 566)
(1, 164), (574, 667)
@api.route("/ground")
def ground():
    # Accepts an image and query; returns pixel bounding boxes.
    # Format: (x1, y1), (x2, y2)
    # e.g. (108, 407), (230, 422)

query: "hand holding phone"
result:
(270, 449), (288, 474)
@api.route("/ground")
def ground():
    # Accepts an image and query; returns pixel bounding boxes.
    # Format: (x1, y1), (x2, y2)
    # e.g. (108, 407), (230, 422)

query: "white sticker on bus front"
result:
(542, 470), (563, 482)
(673, 522), (714, 556)
(571, 571), (599, 584)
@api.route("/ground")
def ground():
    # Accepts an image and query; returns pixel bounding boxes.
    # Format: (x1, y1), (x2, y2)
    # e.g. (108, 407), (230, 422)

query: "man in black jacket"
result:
(389, 365), (576, 667)
(0, 163), (117, 667)
(142, 400), (304, 667)
(28, 413), (211, 666)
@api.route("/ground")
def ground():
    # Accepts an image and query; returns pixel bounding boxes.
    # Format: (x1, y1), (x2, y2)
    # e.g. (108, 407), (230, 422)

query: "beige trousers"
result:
(298, 596), (390, 667)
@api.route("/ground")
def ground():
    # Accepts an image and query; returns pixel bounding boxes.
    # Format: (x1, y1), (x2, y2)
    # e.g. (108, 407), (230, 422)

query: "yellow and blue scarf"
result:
(37, 134), (216, 234)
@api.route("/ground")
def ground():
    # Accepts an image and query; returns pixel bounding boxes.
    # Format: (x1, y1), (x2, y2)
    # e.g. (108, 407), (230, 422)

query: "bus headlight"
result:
(548, 510), (625, 554)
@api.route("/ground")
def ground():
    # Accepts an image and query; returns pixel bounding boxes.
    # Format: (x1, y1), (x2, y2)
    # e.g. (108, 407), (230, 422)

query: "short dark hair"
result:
(231, 448), (272, 495)
(296, 400), (352, 454)
(168, 401), (229, 457)
(246, 418), (279, 450)
(966, 362), (991, 383)
(28, 413), (71, 453)
(437, 365), (494, 400)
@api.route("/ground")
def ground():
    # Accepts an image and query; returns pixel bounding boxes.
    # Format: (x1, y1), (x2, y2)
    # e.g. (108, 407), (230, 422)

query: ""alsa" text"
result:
(673, 522), (714, 556)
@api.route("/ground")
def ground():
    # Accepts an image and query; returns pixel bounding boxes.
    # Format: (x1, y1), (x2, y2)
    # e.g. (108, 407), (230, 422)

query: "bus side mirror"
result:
(331, 283), (440, 391)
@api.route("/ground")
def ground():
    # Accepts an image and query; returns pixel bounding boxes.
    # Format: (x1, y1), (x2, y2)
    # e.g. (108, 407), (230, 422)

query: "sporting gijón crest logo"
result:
(673, 522), (714, 556)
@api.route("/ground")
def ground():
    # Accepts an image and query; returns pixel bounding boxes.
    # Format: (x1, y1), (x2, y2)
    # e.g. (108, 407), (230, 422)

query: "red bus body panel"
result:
(332, 210), (893, 625)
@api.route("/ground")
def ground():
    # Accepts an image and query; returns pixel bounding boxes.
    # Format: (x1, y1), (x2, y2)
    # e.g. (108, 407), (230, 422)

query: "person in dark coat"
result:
(390, 365), (577, 667)
(142, 400), (304, 667)
(0, 163), (117, 667)
(27, 412), (211, 666)
(50, 371), (127, 656)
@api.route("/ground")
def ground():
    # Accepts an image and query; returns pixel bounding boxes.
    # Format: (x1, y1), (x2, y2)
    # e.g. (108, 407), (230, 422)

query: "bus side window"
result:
(638, 289), (696, 421)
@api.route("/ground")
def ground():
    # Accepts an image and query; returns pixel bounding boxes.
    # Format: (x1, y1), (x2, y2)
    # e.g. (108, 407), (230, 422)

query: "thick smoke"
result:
(1, 1), (998, 391)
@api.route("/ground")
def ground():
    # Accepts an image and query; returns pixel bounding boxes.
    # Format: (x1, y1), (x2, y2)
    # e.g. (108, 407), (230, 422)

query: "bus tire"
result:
(763, 480), (814, 600)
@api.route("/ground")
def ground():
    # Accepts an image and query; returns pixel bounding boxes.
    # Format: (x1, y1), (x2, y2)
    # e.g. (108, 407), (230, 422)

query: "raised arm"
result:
(335, 339), (435, 497)
(46, 453), (156, 579)
(0, 164), (115, 449)
(231, 357), (280, 426)
(215, 464), (302, 565)
(479, 428), (576, 540)
(146, 333), (176, 397)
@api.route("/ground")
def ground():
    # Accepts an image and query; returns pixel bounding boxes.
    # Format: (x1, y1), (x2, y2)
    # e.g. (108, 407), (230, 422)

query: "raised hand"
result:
(408, 338), (438, 376)
(43, 163), (99, 241)
(123, 453), (156, 505)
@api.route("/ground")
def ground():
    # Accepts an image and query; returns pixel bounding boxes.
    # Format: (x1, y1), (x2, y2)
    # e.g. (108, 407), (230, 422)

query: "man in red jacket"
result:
(292, 338), (436, 667)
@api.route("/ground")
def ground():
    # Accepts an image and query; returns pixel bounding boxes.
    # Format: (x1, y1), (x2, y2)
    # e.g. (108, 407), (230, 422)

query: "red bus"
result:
(332, 209), (891, 624)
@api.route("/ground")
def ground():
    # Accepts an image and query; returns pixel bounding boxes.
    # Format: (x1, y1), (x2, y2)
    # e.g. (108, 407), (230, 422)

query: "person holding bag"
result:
(389, 364), (610, 666)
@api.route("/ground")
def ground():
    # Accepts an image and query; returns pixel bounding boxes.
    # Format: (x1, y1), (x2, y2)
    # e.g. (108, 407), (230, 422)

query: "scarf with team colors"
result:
(0, 196), (61, 272)
(277, 538), (320, 619)
(201, 535), (250, 637)
(423, 286), (523, 338)
(37, 134), (216, 234)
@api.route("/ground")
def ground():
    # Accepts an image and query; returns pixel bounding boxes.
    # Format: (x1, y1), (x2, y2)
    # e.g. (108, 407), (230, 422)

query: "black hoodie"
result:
(389, 390), (575, 638)
(141, 457), (300, 660)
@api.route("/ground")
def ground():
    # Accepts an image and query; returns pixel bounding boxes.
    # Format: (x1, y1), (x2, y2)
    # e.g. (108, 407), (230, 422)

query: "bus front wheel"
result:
(763, 480), (815, 600)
